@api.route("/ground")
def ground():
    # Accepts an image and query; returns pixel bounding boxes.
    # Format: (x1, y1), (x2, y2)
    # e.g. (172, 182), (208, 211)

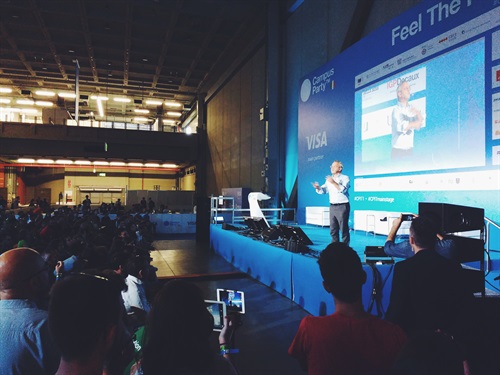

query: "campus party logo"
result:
(300, 79), (312, 102)
(306, 131), (327, 150)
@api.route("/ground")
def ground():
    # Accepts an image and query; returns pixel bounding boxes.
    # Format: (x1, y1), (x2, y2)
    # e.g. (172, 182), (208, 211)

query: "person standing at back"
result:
(289, 242), (407, 375)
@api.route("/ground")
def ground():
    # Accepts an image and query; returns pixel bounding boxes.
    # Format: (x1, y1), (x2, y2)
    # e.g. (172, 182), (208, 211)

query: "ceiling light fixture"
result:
(0, 99), (11, 104)
(37, 159), (54, 164)
(58, 92), (76, 99)
(93, 161), (109, 166)
(128, 162), (144, 167)
(97, 99), (104, 117)
(20, 108), (38, 114)
(75, 160), (92, 165)
(134, 108), (149, 114)
(113, 97), (131, 103)
(0, 87), (13, 93)
(145, 99), (162, 106)
(145, 163), (160, 167)
(164, 101), (182, 108)
(110, 161), (126, 166)
(35, 90), (55, 97)
(161, 163), (178, 168)
(16, 99), (34, 105)
(166, 111), (182, 117)
(91, 95), (109, 101)
(55, 159), (74, 164)
(35, 101), (53, 107)
(17, 158), (35, 163)
(133, 117), (148, 122)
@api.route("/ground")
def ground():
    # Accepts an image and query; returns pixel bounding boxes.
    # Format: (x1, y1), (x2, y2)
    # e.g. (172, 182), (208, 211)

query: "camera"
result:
(401, 213), (413, 221)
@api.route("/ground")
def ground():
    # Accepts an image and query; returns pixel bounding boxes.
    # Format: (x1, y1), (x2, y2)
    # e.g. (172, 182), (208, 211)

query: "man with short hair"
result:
(289, 243), (406, 375)
(384, 213), (457, 260)
(385, 216), (473, 337)
(49, 272), (130, 375)
(312, 160), (351, 244)
(0, 247), (60, 375)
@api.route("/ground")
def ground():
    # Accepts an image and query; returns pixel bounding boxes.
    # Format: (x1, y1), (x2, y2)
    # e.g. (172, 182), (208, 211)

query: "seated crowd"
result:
(0, 203), (239, 375)
(0, 203), (489, 375)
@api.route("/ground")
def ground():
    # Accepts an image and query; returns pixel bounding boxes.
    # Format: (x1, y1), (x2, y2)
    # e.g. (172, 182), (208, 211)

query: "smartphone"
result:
(217, 288), (245, 314)
(205, 300), (226, 331)
(401, 214), (413, 221)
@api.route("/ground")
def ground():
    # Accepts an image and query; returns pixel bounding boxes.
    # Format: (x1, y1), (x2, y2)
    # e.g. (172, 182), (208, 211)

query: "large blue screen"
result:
(298, 0), (500, 224)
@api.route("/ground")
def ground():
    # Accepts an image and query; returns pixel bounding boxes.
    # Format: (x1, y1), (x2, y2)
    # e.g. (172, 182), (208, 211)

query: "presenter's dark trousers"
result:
(330, 202), (350, 245)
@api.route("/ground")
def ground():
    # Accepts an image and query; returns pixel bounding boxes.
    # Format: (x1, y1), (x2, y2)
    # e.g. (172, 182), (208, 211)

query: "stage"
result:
(210, 224), (395, 316)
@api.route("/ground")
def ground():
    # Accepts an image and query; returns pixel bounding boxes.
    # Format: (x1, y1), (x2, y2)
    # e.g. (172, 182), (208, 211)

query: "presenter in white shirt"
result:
(312, 160), (350, 244)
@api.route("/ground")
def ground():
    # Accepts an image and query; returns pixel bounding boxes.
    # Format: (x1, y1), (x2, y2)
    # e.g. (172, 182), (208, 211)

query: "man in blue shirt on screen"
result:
(391, 81), (423, 159)
(312, 160), (350, 244)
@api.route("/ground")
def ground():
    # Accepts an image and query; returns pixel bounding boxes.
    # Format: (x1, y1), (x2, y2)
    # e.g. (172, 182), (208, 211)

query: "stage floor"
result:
(295, 224), (388, 257)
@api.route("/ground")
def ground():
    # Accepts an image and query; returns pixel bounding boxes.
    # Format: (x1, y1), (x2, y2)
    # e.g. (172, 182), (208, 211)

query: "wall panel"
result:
(206, 45), (266, 196)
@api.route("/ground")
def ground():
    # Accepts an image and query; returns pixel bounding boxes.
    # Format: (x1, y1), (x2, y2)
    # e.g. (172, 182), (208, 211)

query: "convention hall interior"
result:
(1, 0), (500, 374)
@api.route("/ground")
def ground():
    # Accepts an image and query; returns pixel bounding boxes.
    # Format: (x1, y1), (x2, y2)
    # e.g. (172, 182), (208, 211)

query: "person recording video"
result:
(384, 213), (456, 260)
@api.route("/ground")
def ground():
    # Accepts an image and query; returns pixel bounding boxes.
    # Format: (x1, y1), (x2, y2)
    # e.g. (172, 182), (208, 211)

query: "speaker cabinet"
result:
(461, 268), (485, 294)
(446, 235), (484, 263)
(418, 202), (484, 233)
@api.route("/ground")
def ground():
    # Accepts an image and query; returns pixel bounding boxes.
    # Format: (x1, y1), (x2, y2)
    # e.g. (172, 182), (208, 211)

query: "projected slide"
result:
(297, 0), (500, 224)
(355, 39), (485, 176)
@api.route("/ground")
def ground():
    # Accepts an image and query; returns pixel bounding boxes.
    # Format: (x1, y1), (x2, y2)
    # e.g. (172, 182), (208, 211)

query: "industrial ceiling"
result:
(0, 0), (271, 124)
